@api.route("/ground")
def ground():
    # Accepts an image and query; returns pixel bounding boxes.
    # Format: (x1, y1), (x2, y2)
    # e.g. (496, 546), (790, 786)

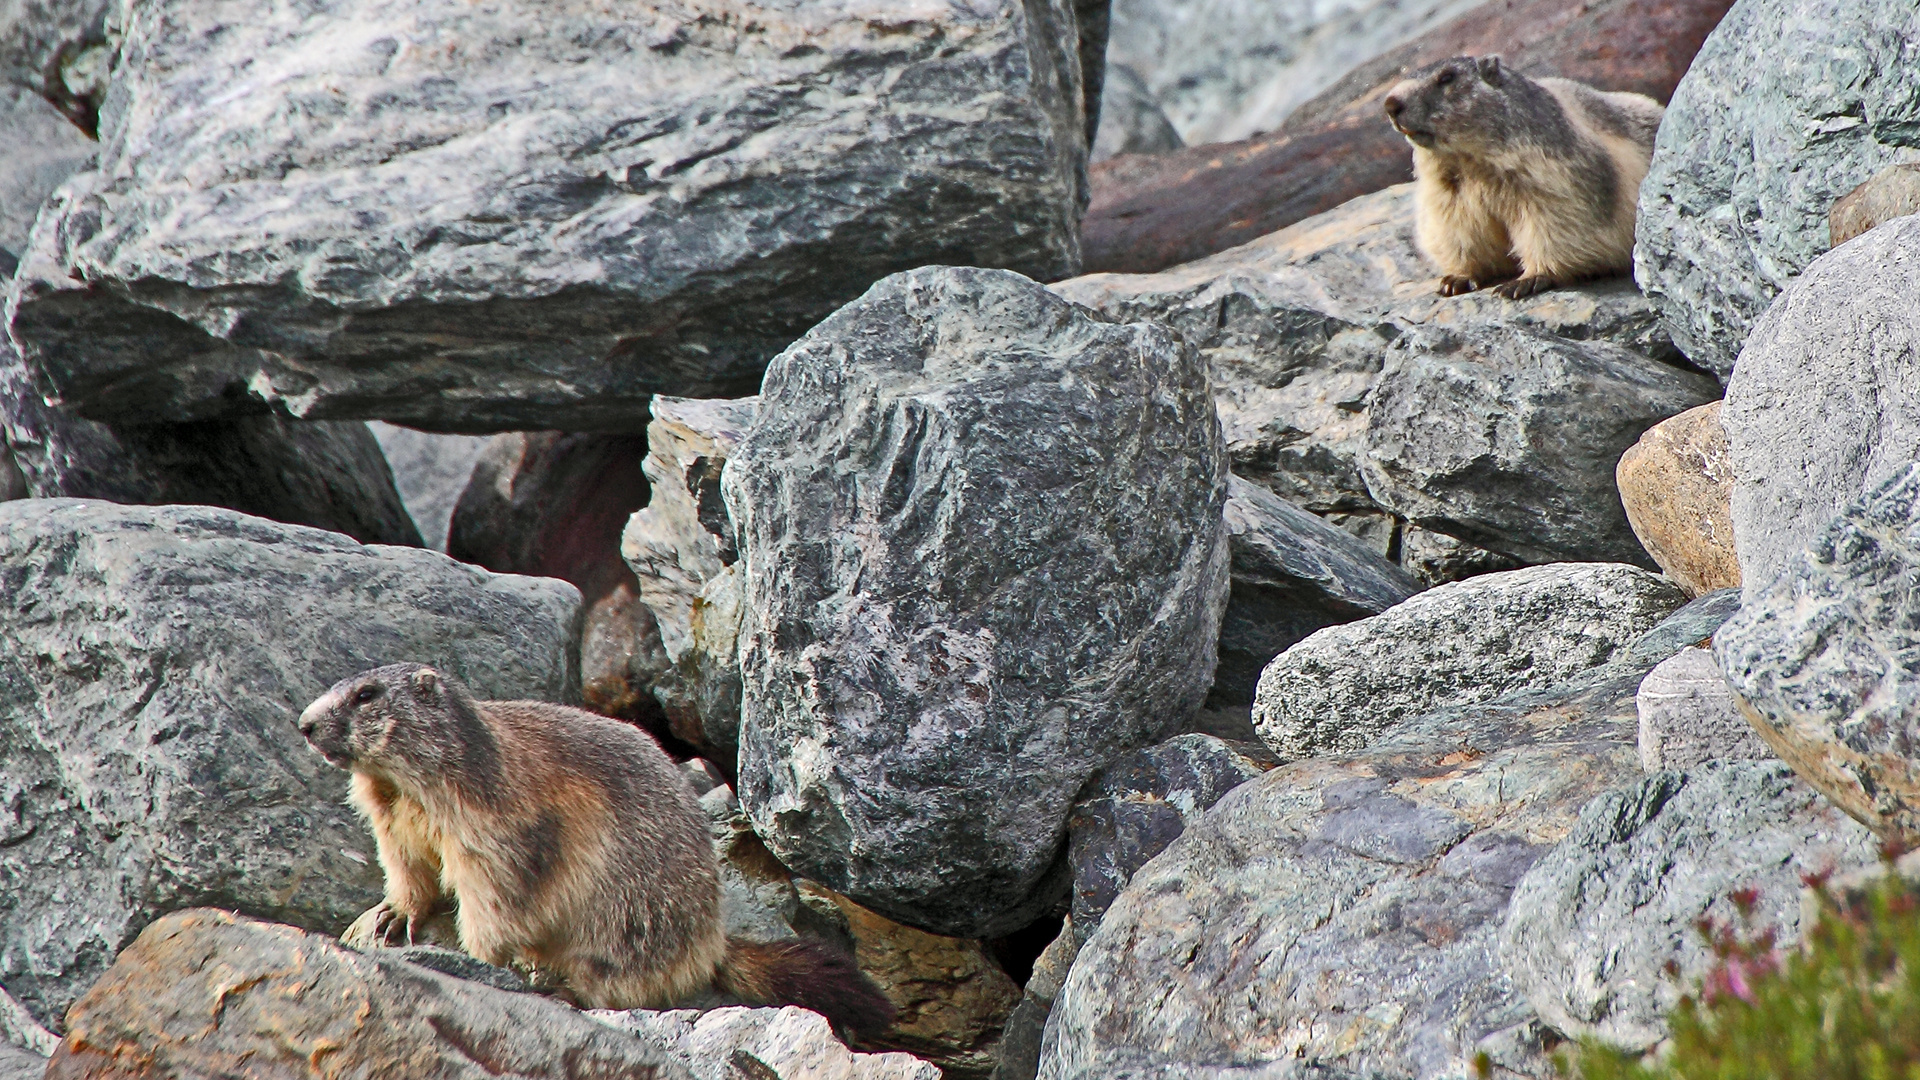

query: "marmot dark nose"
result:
(1383, 95), (1404, 118)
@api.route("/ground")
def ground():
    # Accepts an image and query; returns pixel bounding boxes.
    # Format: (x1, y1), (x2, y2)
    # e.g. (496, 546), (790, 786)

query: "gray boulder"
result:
(1501, 762), (1878, 1051)
(0, 985), (53, 1056)
(1636, 646), (1772, 772)
(1635, 0), (1920, 379)
(1722, 215), (1920, 600)
(0, 85), (91, 269)
(9, 0), (1093, 432)
(1253, 562), (1687, 762)
(727, 266), (1228, 938)
(597, 1007), (940, 1080)
(0, 1043), (41, 1080)
(1089, 64), (1183, 162)
(0, 500), (578, 1030)
(367, 422), (490, 551)
(1361, 322), (1721, 566)
(0, 0), (112, 128)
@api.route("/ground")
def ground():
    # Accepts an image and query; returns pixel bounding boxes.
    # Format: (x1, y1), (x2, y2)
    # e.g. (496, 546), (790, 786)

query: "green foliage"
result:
(1559, 859), (1920, 1080)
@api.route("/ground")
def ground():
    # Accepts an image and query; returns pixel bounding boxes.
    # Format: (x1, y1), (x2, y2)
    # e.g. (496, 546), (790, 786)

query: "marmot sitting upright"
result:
(298, 663), (893, 1034)
(1383, 55), (1664, 299)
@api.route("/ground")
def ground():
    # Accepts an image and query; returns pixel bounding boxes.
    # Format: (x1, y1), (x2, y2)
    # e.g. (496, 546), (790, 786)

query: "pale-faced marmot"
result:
(1383, 55), (1664, 299)
(298, 663), (893, 1034)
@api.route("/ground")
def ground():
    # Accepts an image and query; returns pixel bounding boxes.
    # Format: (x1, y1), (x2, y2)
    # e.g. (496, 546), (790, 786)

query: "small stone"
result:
(1636, 646), (1772, 772)
(1831, 163), (1920, 247)
(1400, 524), (1526, 586)
(596, 1005), (941, 1080)
(1616, 401), (1740, 597)
(385, 946), (530, 994)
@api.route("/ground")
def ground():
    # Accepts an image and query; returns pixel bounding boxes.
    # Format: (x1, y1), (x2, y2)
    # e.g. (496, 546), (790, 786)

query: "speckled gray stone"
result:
(1636, 646), (1772, 772)
(0, 86), (90, 268)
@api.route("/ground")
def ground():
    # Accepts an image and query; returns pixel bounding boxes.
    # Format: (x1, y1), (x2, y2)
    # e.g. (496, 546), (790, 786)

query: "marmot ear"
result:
(1477, 55), (1505, 84)
(411, 667), (442, 699)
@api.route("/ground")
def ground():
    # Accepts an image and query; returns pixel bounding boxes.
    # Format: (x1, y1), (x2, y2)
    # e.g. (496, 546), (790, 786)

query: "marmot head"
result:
(1384, 55), (1539, 154)
(299, 663), (501, 793)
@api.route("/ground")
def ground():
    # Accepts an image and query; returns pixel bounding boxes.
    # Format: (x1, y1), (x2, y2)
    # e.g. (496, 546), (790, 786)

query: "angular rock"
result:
(1636, 0), (1920, 379)
(1832, 163), (1920, 248)
(1717, 462), (1920, 844)
(1501, 762), (1878, 1051)
(1617, 400), (1739, 597)
(0, 1043), (42, 1080)
(367, 421), (490, 551)
(9, 0), (1092, 433)
(1401, 524), (1525, 586)
(1211, 475), (1418, 711)
(0, 985), (53, 1056)
(1721, 216), (1920, 600)
(1085, 0), (1736, 275)
(727, 266), (1229, 938)
(1636, 646), (1771, 772)
(0, 500), (579, 1029)
(1363, 322), (1721, 565)
(1089, 63), (1183, 162)
(989, 921), (1078, 1080)
(0, 0), (112, 130)
(1066, 734), (1273, 943)
(1253, 563), (1686, 762)
(598, 1006), (940, 1080)
(0, 86), (91, 269)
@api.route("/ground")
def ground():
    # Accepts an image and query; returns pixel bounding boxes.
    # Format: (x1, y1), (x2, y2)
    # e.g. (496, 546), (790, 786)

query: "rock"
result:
(1616, 400), (1739, 597)
(383, 946), (531, 994)
(1635, 0), (1920, 380)
(1402, 524), (1526, 586)
(0, 500), (579, 1030)
(0, 0), (112, 130)
(450, 432), (667, 726)
(1721, 215), (1920, 600)
(367, 422), (490, 551)
(1089, 63), (1183, 162)
(1211, 475), (1419, 711)
(1066, 734), (1273, 943)
(0, 86), (91, 268)
(1362, 322), (1721, 566)
(0, 985), (53, 1056)
(43, 909), (694, 1080)
(1501, 761), (1878, 1051)
(9, 0), (1092, 433)
(1636, 646), (1771, 772)
(597, 1006), (940, 1080)
(0, 1043), (43, 1080)
(1832, 163), (1920, 247)
(727, 266), (1228, 939)
(1253, 562), (1687, 762)
(988, 922), (1079, 1080)
(1716, 462), (1920, 845)
(1084, 0), (1736, 275)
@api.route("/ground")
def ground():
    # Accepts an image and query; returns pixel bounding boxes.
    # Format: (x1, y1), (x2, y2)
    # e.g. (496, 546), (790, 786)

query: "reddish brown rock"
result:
(1082, 0), (1737, 275)
(1616, 401), (1740, 597)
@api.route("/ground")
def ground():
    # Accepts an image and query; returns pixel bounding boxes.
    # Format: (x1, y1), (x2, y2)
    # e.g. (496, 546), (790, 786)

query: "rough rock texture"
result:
(728, 266), (1229, 939)
(0, 500), (579, 1030)
(1502, 762), (1878, 1051)
(0, 86), (90, 268)
(0, 1043), (42, 1080)
(1635, 0), (1920, 379)
(1637, 646), (1771, 772)
(990, 922), (1079, 1080)
(1721, 216), (1920, 600)
(1066, 734), (1274, 943)
(9, 0), (1093, 433)
(1363, 322), (1722, 567)
(0, 0), (112, 129)
(42, 910), (693, 1080)
(1832, 164), (1920, 247)
(1717, 462), (1920, 845)
(0, 985), (54, 1056)
(1616, 401), (1739, 597)
(1212, 475), (1418, 710)
(450, 432), (666, 725)
(598, 1006), (941, 1080)
(367, 422), (490, 551)
(1402, 524), (1526, 587)
(1089, 64), (1183, 162)
(1084, 0), (1736, 275)
(1253, 563), (1687, 762)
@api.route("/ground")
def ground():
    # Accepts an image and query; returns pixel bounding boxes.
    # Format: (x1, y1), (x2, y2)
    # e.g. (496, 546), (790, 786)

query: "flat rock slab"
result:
(1502, 761), (1877, 1051)
(0, 500), (578, 1029)
(1617, 401), (1739, 597)
(9, 0), (1091, 432)
(0, 86), (91, 267)
(1636, 646), (1771, 772)
(1635, 0), (1920, 379)
(727, 266), (1228, 938)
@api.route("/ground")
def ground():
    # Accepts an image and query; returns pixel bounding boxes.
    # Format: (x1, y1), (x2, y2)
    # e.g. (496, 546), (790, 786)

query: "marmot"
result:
(298, 663), (893, 1034)
(1382, 55), (1664, 299)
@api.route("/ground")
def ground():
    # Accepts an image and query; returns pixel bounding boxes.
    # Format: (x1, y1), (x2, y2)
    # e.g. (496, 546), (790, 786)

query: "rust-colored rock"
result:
(1831, 164), (1920, 248)
(1616, 401), (1740, 597)
(1082, 0), (1737, 275)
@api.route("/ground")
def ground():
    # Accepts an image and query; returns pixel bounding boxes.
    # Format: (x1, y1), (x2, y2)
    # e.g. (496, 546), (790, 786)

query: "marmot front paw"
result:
(1493, 275), (1559, 300)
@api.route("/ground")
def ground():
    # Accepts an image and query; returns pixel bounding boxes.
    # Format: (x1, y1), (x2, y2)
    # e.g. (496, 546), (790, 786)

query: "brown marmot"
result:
(297, 663), (893, 1035)
(1382, 55), (1664, 299)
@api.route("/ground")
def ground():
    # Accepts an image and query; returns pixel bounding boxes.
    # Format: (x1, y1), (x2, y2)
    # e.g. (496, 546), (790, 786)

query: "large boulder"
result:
(0, 85), (91, 270)
(1253, 563), (1687, 762)
(1721, 216), (1920, 599)
(1717, 462), (1920, 845)
(0, 500), (579, 1030)
(1636, 645), (1771, 772)
(1616, 401), (1740, 597)
(1635, 0), (1920, 379)
(726, 266), (1229, 938)
(1501, 762), (1878, 1051)
(367, 422), (490, 551)
(8, 0), (1095, 433)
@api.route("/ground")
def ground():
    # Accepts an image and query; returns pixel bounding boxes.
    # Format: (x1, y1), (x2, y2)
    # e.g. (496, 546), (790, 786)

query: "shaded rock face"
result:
(1090, 64), (1183, 162)
(0, 500), (580, 1031)
(1636, 646), (1771, 773)
(1831, 164), (1920, 247)
(1635, 0), (1920, 380)
(597, 1006), (942, 1080)
(1502, 762), (1878, 1052)
(726, 266), (1229, 938)
(1616, 401), (1738, 597)
(1721, 216), (1920, 601)
(990, 922), (1079, 1080)
(0, 0), (113, 130)
(0, 86), (91, 269)
(8, 0), (1093, 433)
(367, 422), (490, 551)
(1253, 563), (1687, 762)
(1717, 462), (1920, 845)
(1363, 323), (1722, 567)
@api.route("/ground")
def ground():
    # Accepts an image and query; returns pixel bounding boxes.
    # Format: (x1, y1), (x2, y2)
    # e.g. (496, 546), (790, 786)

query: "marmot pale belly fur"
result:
(1383, 55), (1664, 299)
(298, 663), (893, 1034)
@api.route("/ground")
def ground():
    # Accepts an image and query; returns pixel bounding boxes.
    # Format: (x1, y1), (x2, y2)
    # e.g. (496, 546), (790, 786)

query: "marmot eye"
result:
(354, 686), (380, 705)
(1436, 70), (1455, 86)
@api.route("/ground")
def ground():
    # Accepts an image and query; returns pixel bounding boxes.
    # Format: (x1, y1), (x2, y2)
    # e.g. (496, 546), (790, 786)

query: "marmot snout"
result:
(1383, 55), (1664, 299)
